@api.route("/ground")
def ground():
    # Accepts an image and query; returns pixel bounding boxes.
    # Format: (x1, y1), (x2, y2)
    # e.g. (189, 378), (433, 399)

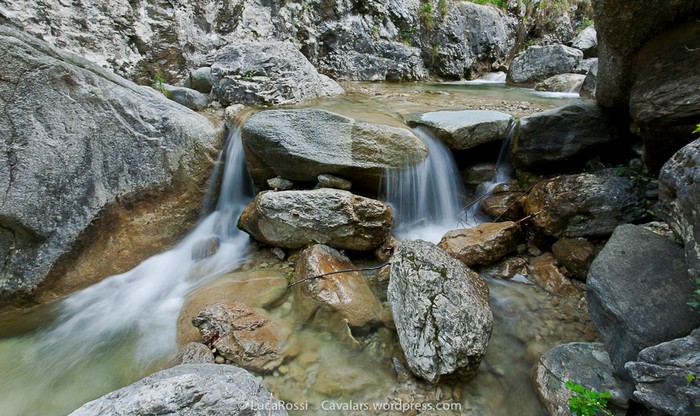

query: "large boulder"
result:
(241, 109), (427, 191)
(238, 189), (393, 251)
(571, 26), (598, 58)
(629, 21), (700, 171)
(0, 25), (218, 305)
(438, 221), (520, 267)
(506, 45), (583, 87)
(660, 138), (700, 277)
(523, 170), (649, 238)
(405, 110), (514, 150)
(387, 240), (492, 383)
(211, 41), (343, 106)
(512, 101), (631, 172)
(534, 73), (586, 93)
(586, 224), (700, 396)
(69, 364), (287, 416)
(626, 329), (700, 416)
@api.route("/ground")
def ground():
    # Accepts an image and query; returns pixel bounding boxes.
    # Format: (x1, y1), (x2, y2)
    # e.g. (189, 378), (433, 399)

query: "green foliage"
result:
(693, 123), (700, 134)
(419, 2), (435, 31)
(438, 0), (449, 16)
(151, 73), (170, 98)
(469, 0), (507, 9)
(565, 381), (613, 416)
(687, 374), (697, 384)
(687, 278), (700, 311)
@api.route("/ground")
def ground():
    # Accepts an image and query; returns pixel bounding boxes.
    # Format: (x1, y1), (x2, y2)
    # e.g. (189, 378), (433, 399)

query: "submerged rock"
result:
(438, 222), (520, 267)
(527, 253), (583, 297)
(506, 45), (583, 87)
(238, 189), (393, 251)
(69, 363), (287, 416)
(405, 110), (514, 150)
(388, 240), (492, 383)
(551, 238), (596, 281)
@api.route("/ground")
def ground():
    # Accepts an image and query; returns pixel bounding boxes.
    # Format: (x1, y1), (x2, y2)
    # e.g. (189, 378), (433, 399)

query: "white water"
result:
(0, 128), (253, 416)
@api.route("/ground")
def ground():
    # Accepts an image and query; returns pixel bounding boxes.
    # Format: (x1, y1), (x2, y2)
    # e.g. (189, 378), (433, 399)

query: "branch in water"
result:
(287, 262), (392, 288)
(493, 176), (542, 223)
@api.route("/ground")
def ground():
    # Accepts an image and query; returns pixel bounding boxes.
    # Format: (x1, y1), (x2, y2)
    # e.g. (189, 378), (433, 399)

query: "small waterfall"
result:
(384, 126), (466, 243)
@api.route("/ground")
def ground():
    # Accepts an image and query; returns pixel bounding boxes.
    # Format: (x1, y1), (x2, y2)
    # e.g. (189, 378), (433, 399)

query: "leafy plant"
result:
(438, 0), (449, 16)
(687, 278), (700, 311)
(151, 73), (170, 98)
(565, 381), (613, 416)
(693, 123), (700, 134)
(419, 2), (435, 31)
(469, 0), (507, 9)
(687, 374), (697, 384)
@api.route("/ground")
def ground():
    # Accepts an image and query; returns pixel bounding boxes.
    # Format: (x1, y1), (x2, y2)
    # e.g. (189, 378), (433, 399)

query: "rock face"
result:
(438, 222), (520, 267)
(0, 25), (218, 305)
(626, 329), (700, 416)
(660, 138), (700, 277)
(512, 101), (630, 172)
(533, 343), (628, 416)
(69, 364), (287, 416)
(238, 189), (393, 251)
(586, 224), (700, 396)
(506, 45), (583, 87)
(405, 110), (514, 150)
(523, 170), (648, 238)
(388, 240), (492, 383)
(571, 26), (598, 58)
(211, 41), (343, 106)
(242, 109), (426, 191)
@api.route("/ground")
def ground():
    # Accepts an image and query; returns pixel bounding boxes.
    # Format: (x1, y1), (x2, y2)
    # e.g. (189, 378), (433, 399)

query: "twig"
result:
(493, 176), (543, 222)
(515, 210), (541, 225)
(463, 192), (489, 210)
(287, 262), (392, 288)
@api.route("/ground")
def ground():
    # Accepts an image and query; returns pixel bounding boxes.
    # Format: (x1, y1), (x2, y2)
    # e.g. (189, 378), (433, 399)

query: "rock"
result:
(523, 170), (648, 238)
(512, 101), (631, 172)
(506, 45), (583, 87)
(162, 84), (209, 111)
(586, 224), (700, 396)
(171, 342), (215, 365)
(571, 26), (598, 58)
(177, 270), (288, 346)
(184, 67), (213, 94)
(625, 329), (700, 416)
(461, 163), (497, 185)
(575, 57), (597, 75)
(211, 41), (343, 106)
(374, 235), (398, 263)
(660, 138), (700, 277)
(293, 244), (385, 331)
(242, 109), (427, 192)
(579, 59), (598, 99)
(388, 240), (493, 383)
(191, 236), (221, 261)
(534, 73), (586, 93)
(266, 177), (294, 191)
(405, 110), (514, 150)
(438, 222), (520, 267)
(316, 174), (352, 191)
(0, 25), (218, 305)
(482, 256), (529, 280)
(68, 363), (287, 416)
(551, 238), (596, 281)
(593, 0), (700, 107)
(527, 253), (584, 297)
(238, 189), (393, 251)
(533, 342), (628, 416)
(629, 21), (700, 171)
(481, 192), (524, 221)
(192, 302), (294, 373)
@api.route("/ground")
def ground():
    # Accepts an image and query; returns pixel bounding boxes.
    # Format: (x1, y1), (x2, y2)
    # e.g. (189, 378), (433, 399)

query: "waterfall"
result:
(384, 126), (466, 243)
(0, 127), (253, 415)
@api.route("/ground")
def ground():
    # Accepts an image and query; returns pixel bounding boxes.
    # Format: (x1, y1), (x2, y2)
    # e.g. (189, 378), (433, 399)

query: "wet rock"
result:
(68, 363), (287, 416)
(512, 101), (630, 172)
(571, 26), (598, 58)
(266, 177), (294, 191)
(629, 21), (700, 171)
(191, 236), (221, 261)
(626, 328), (700, 416)
(528, 253), (584, 297)
(374, 235), (398, 263)
(242, 109), (427, 191)
(238, 189), (393, 251)
(192, 302), (294, 373)
(534, 73), (586, 93)
(211, 41), (343, 106)
(660, 138), (700, 277)
(523, 169), (648, 238)
(316, 174), (352, 191)
(388, 240), (493, 383)
(438, 222), (520, 267)
(551, 238), (596, 281)
(405, 110), (514, 150)
(461, 163), (497, 185)
(482, 256), (528, 280)
(177, 270), (288, 346)
(184, 67), (213, 94)
(171, 342), (215, 365)
(534, 342), (628, 416)
(293, 244), (385, 331)
(481, 192), (523, 221)
(0, 26), (218, 305)
(586, 224), (700, 396)
(579, 59), (598, 99)
(163, 84), (209, 111)
(313, 362), (376, 396)
(506, 45), (583, 87)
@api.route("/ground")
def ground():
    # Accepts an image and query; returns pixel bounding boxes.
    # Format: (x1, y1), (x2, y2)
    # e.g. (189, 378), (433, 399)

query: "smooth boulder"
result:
(438, 221), (520, 267)
(534, 73), (586, 93)
(571, 26), (598, 58)
(388, 240), (492, 383)
(405, 110), (514, 150)
(506, 45), (583, 87)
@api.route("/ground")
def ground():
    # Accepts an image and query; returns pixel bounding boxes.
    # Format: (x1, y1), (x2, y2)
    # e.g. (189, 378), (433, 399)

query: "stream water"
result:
(0, 82), (586, 415)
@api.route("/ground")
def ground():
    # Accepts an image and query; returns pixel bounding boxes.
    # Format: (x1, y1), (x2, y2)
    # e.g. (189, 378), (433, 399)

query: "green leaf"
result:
(688, 300), (700, 309)
(693, 123), (700, 134)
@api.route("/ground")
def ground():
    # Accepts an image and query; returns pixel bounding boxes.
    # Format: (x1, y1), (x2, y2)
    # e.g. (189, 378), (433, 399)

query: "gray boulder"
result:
(571, 26), (598, 58)
(512, 101), (631, 172)
(626, 329), (700, 416)
(171, 342), (215, 365)
(162, 84), (209, 111)
(211, 41), (343, 106)
(388, 240), (493, 383)
(534, 73), (586, 93)
(241, 109), (427, 191)
(586, 224), (700, 396)
(0, 25), (217, 304)
(238, 189), (393, 251)
(579, 59), (598, 99)
(506, 45), (583, 87)
(523, 170), (648, 238)
(184, 67), (214, 94)
(660, 138), (700, 278)
(68, 363), (287, 416)
(405, 110), (514, 150)
(533, 342), (628, 416)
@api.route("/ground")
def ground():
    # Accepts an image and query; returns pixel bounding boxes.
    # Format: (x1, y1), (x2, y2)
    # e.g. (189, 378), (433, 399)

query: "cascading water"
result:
(0, 127), (253, 416)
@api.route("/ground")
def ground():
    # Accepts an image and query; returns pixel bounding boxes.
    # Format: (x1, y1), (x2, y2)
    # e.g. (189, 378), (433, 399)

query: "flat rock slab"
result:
(405, 110), (513, 150)
(438, 221), (520, 266)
